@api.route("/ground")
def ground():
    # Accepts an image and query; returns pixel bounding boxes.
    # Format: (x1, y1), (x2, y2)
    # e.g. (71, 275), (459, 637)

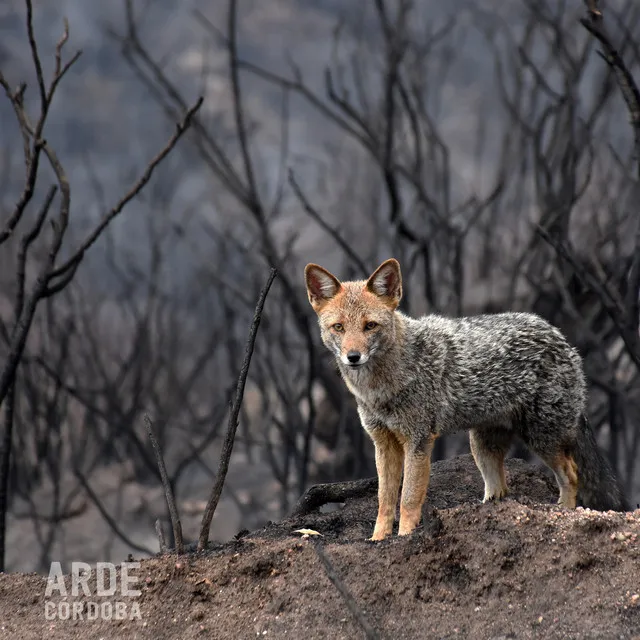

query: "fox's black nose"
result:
(347, 351), (361, 364)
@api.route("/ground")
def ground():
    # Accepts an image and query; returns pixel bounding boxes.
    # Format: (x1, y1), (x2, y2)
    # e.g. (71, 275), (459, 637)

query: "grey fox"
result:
(304, 258), (628, 540)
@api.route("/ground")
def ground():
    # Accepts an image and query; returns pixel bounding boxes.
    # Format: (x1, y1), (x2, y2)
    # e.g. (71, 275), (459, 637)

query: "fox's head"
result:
(304, 259), (402, 370)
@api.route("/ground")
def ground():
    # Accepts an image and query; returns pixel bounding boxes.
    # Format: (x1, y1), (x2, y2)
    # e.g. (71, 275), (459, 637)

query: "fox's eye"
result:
(364, 321), (378, 331)
(332, 323), (344, 332)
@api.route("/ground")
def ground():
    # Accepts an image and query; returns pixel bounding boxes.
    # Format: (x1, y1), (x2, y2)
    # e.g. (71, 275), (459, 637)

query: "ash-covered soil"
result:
(1, 455), (639, 640)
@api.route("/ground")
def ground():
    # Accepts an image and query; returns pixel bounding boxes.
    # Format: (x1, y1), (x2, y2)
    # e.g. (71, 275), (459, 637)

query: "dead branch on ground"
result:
(314, 542), (382, 640)
(290, 478), (378, 519)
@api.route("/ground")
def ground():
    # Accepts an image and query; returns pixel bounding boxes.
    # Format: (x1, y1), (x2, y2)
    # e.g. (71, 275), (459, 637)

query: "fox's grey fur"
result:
(305, 258), (628, 540)
(350, 310), (626, 511)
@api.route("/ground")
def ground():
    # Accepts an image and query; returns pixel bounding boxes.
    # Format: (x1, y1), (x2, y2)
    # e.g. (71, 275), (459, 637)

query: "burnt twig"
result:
(290, 477), (378, 519)
(314, 543), (382, 640)
(155, 519), (168, 554)
(144, 414), (184, 553)
(74, 470), (155, 556)
(47, 97), (203, 287)
(197, 268), (277, 551)
(580, 8), (640, 182)
(288, 169), (369, 277)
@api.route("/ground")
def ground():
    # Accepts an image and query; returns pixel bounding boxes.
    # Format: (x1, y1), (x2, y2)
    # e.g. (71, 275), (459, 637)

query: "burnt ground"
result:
(1, 454), (639, 640)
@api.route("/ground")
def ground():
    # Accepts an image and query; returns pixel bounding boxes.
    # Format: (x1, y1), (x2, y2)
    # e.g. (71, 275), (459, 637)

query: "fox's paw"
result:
(398, 504), (423, 536)
(482, 488), (508, 503)
(368, 530), (391, 542)
(556, 496), (577, 509)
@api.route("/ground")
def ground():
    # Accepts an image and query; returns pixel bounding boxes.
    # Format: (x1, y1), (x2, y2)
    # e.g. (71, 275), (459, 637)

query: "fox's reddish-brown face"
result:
(304, 259), (402, 369)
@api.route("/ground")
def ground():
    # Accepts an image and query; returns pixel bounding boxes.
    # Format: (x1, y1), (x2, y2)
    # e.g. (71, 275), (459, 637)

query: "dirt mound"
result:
(1, 455), (639, 640)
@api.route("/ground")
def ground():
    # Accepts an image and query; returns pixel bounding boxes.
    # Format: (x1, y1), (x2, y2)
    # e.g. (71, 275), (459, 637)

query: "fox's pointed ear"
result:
(366, 258), (402, 308)
(304, 263), (342, 311)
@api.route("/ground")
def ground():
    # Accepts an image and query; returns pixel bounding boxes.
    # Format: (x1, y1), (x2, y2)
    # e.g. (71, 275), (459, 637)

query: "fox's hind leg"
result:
(518, 418), (579, 508)
(469, 428), (513, 502)
(545, 451), (578, 508)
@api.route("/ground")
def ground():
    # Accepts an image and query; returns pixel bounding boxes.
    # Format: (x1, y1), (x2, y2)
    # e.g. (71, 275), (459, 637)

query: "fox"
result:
(304, 258), (628, 541)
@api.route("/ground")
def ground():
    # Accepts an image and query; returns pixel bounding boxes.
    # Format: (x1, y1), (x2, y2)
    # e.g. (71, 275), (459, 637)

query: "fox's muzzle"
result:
(341, 350), (369, 367)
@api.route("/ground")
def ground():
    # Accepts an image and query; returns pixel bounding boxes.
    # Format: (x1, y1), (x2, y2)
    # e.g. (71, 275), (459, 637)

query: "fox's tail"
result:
(573, 415), (629, 511)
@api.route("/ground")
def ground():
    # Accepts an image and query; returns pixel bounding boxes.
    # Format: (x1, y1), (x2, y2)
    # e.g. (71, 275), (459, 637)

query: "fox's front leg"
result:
(398, 434), (438, 536)
(369, 428), (403, 541)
